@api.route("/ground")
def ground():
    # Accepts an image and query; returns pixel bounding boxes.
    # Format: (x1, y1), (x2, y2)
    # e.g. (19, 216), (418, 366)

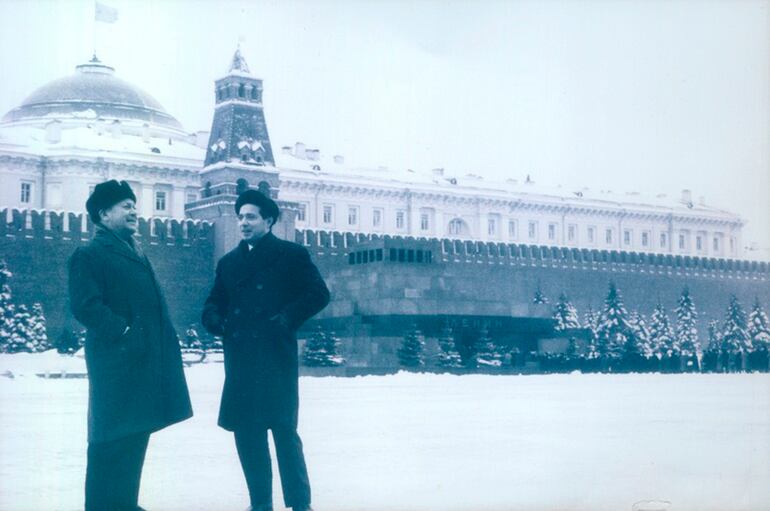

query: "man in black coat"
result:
(202, 190), (330, 511)
(68, 180), (193, 511)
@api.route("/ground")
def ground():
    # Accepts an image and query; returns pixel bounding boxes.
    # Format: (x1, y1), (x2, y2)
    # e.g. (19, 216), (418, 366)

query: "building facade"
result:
(0, 51), (745, 259)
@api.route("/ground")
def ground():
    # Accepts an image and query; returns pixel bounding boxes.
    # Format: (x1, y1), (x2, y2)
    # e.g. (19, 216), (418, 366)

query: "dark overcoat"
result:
(68, 228), (193, 443)
(202, 232), (330, 431)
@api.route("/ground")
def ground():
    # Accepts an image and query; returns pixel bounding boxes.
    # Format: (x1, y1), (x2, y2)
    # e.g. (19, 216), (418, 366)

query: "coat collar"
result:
(234, 232), (283, 281)
(93, 226), (145, 266)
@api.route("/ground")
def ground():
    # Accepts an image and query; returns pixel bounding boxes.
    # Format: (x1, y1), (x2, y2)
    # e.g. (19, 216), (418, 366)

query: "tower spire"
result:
(229, 47), (250, 74)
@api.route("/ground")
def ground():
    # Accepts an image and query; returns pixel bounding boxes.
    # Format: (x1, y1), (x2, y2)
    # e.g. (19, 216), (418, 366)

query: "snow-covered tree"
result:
(595, 282), (632, 362)
(4, 305), (36, 353)
(302, 325), (344, 367)
(674, 288), (700, 359)
(722, 295), (751, 355)
(701, 320), (722, 372)
(627, 312), (652, 357)
(184, 325), (203, 350)
(553, 293), (580, 331)
(397, 327), (425, 368)
(532, 286), (549, 305)
(649, 303), (675, 359)
(748, 298), (770, 351)
(582, 306), (600, 361)
(473, 326), (502, 368)
(27, 303), (50, 352)
(0, 260), (15, 350)
(436, 325), (463, 368)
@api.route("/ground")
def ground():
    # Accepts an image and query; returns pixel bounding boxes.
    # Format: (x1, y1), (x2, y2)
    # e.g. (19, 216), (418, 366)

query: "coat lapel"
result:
(234, 232), (284, 286)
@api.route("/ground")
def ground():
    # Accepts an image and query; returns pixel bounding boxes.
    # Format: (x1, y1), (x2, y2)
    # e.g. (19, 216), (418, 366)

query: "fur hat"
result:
(86, 180), (136, 224)
(234, 189), (280, 225)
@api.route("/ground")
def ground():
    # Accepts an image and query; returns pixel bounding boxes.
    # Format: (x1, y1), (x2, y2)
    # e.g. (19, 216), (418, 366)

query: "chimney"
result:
(282, 146), (292, 155)
(432, 168), (444, 176)
(294, 142), (306, 158)
(305, 148), (320, 161)
(45, 120), (61, 143)
(681, 189), (692, 204)
(142, 123), (150, 143)
(333, 154), (344, 164)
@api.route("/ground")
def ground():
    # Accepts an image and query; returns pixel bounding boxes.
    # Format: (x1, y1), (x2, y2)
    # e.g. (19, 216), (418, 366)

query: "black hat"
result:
(234, 189), (280, 225)
(86, 180), (136, 224)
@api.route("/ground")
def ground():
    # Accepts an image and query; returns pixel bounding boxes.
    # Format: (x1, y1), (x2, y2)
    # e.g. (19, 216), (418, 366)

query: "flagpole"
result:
(92, 0), (97, 59)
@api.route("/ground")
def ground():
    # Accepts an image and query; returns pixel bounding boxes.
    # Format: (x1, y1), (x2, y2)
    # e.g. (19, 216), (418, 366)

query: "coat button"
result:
(234, 308), (241, 315)
(256, 284), (263, 290)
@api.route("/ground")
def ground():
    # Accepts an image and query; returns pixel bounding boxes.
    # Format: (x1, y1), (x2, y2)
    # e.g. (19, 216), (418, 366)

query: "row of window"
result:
(216, 83), (259, 102)
(19, 182), (198, 214)
(296, 201), (735, 255)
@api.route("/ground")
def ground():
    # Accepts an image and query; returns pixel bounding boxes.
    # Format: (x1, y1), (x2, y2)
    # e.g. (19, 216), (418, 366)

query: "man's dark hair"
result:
(234, 189), (280, 225)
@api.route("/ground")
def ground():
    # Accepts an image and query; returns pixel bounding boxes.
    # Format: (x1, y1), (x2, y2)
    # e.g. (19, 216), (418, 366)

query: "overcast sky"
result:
(1, 0), (768, 257)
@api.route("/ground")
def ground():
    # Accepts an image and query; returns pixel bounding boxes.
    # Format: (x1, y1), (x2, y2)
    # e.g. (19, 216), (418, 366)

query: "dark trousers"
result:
(85, 432), (150, 511)
(234, 425), (311, 509)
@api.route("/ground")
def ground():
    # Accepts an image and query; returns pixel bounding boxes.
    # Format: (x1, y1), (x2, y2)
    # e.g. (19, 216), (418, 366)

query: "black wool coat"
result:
(68, 227), (193, 443)
(202, 232), (330, 431)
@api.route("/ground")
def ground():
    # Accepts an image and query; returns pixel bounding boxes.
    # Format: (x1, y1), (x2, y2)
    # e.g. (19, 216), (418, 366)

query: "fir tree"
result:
(436, 325), (463, 368)
(397, 327), (425, 368)
(0, 260), (15, 351)
(649, 303), (675, 359)
(595, 282), (632, 362)
(583, 306), (600, 361)
(5, 305), (36, 353)
(302, 325), (344, 367)
(474, 326), (502, 368)
(532, 286), (549, 305)
(184, 325), (204, 350)
(722, 295), (751, 355)
(56, 329), (83, 355)
(748, 298), (770, 351)
(702, 320), (721, 372)
(627, 312), (653, 359)
(28, 303), (50, 352)
(553, 293), (580, 331)
(674, 288), (700, 358)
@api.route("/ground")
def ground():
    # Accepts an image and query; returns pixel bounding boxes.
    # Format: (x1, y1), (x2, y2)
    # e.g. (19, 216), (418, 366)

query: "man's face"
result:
(100, 199), (138, 236)
(238, 203), (273, 242)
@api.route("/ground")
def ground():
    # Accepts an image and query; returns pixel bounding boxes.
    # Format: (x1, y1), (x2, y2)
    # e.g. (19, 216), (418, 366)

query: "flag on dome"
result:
(95, 2), (118, 23)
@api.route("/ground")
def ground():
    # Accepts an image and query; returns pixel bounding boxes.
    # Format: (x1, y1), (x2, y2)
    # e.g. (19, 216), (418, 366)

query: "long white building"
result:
(0, 52), (744, 259)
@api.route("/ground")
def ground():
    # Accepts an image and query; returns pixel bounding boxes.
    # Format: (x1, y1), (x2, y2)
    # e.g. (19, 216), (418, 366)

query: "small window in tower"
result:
(217, 89), (222, 101)
(238, 84), (245, 98)
(251, 87), (258, 100)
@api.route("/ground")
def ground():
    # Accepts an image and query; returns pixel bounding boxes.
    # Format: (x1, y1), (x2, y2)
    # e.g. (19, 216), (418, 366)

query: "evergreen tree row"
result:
(0, 260), (50, 353)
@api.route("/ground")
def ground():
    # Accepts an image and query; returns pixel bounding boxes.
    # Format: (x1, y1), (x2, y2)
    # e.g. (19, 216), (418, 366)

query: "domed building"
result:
(0, 51), (746, 259)
(0, 56), (205, 219)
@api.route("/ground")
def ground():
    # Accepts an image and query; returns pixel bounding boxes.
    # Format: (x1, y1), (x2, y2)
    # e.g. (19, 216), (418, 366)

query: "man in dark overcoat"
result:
(202, 190), (330, 511)
(68, 180), (193, 511)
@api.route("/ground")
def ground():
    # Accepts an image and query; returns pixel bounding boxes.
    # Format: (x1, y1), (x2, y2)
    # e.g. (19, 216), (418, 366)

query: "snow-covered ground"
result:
(1, 353), (769, 511)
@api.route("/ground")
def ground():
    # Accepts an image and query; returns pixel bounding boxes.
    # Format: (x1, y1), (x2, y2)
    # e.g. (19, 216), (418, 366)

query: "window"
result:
(528, 221), (537, 239)
(348, 207), (358, 226)
(547, 223), (556, 241)
(623, 229), (632, 246)
(488, 218), (497, 236)
(605, 228), (613, 245)
(508, 220), (517, 239)
(696, 236), (703, 251)
(660, 233), (667, 249)
(20, 182), (32, 203)
(420, 213), (429, 231)
(372, 209), (382, 228)
(679, 234), (686, 250)
(713, 236), (720, 252)
(587, 226), (596, 243)
(730, 237), (736, 254)
(322, 205), (333, 224)
(155, 191), (166, 211)
(641, 232), (649, 247)
(449, 219), (464, 235)
(567, 224), (576, 243)
(297, 203), (307, 222)
(396, 211), (405, 229)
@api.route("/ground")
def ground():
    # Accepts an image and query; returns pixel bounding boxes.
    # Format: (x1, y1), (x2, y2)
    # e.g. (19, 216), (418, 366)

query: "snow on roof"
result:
(274, 145), (740, 221)
(0, 124), (205, 166)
